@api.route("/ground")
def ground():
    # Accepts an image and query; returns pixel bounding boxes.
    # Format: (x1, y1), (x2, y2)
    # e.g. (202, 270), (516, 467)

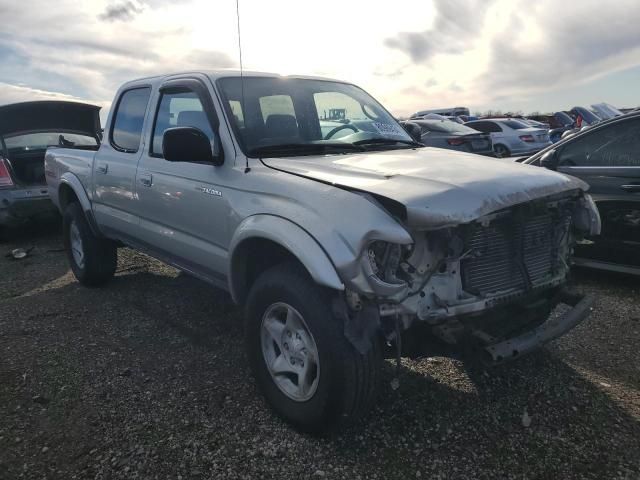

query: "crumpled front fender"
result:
(228, 214), (344, 303)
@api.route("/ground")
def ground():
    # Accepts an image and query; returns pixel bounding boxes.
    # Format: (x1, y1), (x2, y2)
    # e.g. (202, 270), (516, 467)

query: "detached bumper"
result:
(483, 290), (594, 364)
(0, 186), (57, 226)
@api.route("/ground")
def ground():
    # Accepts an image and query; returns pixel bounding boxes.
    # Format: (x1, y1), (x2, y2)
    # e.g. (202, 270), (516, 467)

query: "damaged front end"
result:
(340, 190), (600, 363)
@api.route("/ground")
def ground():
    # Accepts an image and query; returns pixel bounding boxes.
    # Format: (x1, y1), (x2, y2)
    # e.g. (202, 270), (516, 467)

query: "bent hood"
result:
(262, 148), (588, 228)
(0, 101), (101, 138)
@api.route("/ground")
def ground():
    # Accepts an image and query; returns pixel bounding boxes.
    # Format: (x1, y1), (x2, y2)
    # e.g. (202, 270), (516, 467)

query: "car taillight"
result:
(519, 135), (535, 142)
(0, 159), (14, 187)
(446, 137), (465, 146)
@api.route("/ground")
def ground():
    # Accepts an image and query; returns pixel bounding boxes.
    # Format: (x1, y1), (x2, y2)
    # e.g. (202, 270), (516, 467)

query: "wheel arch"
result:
(58, 173), (102, 237)
(228, 215), (344, 305)
(493, 143), (510, 153)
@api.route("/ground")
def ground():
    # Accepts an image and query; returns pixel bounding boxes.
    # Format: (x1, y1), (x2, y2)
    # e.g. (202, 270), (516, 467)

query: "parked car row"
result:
(402, 116), (552, 158)
(409, 103), (629, 153)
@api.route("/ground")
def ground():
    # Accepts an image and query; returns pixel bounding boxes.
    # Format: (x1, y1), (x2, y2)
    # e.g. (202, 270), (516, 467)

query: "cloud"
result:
(0, 82), (89, 105)
(99, 1), (144, 22)
(0, 0), (639, 119)
(477, 0), (640, 103)
(385, 0), (495, 63)
(0, 0), (235, 116)
(448, 81), (462, 92)
(184, 49), (235, 70)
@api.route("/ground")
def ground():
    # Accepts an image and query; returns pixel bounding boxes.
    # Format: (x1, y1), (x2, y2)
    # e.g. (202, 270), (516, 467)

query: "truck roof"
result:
(120, 70), (345, 88)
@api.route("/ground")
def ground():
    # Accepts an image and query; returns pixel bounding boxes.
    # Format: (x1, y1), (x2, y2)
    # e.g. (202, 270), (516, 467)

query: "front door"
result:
(134, 78), (231, 284)
(556, 117), (640, 269)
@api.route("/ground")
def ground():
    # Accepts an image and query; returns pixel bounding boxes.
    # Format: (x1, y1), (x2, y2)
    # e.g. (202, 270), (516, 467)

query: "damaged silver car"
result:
(45, 72), (601, 432)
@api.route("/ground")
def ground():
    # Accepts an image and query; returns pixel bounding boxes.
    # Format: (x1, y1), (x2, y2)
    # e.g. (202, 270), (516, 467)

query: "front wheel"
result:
(63, 203), (117, 286)
(245, 263), (381, 432)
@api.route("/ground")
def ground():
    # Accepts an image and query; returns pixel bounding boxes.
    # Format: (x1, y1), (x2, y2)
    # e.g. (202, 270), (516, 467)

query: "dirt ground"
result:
(1, 223), (639, 480)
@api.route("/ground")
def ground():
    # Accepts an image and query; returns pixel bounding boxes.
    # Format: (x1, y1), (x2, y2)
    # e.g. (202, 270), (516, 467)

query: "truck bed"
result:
(44, 147), (98, 211)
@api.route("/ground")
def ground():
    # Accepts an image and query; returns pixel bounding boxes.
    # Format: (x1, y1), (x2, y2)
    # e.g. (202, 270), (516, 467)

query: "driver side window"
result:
(151, 90), (214, 157)
(557, 118), (640, 167)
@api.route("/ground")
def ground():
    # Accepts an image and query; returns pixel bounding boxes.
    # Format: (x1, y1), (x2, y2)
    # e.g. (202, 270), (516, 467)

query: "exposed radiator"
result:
(461, 212), (570, 295)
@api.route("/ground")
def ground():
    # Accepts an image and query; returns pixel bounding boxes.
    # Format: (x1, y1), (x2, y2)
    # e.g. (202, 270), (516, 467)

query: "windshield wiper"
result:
(248, 142), (365, 157)
(352, 138), (423, 148)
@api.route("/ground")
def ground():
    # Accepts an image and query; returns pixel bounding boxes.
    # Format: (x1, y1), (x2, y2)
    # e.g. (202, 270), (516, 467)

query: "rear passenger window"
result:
(558, 118), (640, 167)
(111, 87), (151, 153)
(486, 122), (502, 132)
(468, 122), (490, 133)
(151, 90), (214, 156)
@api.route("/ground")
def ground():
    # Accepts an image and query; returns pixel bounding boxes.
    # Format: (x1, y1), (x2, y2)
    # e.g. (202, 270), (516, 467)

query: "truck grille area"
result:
(461, 209), (571, 295)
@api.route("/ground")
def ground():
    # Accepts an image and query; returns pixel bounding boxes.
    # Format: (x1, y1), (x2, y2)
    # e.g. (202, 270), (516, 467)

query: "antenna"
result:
(236, 0), (250, 173)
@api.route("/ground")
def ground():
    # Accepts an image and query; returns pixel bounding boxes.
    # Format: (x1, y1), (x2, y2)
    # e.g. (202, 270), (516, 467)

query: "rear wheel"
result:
(493, 144), (511, 158)
(63, 203), (117, 286)
(245, 262), (381, 432)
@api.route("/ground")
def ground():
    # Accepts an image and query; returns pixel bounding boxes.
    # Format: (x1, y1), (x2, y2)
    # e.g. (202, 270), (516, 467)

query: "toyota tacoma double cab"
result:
(45, 71), (601, 432)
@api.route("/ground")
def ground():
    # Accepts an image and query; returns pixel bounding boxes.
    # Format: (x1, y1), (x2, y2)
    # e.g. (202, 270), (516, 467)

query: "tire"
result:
(493, 144), (511, 158)
(63, 202), (117, 286)
(245, 262), (381, 433)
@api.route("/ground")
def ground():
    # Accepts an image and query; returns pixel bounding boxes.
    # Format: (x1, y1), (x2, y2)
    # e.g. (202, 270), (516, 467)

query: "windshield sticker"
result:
(372, 122), (405, 137)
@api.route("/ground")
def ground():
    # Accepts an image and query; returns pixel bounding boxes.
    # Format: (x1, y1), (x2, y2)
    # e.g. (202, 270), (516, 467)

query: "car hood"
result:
(262, 147), (588, 229)
(0, 101), (101, 138)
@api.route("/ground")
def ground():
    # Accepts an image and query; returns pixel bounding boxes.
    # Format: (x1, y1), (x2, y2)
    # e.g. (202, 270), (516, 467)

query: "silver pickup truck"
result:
(45, 71), (601, 432)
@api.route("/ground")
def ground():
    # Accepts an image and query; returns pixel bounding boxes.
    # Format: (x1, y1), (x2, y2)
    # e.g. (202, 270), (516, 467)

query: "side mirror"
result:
(162, 127), (223, 166)
(540, 149), (558, 170)
(401, 121), (423, 143)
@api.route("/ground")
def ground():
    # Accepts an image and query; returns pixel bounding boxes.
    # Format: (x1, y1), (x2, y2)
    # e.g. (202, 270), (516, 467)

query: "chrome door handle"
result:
(97, 163), (108, 174)
(621, 184), (640, 192)
(139, 173), (153, 187)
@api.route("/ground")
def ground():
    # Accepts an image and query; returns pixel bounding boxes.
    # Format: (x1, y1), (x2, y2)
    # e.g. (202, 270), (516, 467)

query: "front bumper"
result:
(0, 186), (57, 226)
(483, 290), (593, 364)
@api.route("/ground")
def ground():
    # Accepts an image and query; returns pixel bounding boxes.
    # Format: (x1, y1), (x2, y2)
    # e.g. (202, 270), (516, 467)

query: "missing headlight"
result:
(366, 241), (409, 285)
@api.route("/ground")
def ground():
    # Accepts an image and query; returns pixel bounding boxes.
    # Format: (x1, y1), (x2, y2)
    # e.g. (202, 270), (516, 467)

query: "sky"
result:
(1, 0), (639, 120)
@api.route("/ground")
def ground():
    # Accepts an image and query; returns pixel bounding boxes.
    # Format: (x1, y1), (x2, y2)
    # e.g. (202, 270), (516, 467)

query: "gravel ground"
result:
(1, 224), (639, 480)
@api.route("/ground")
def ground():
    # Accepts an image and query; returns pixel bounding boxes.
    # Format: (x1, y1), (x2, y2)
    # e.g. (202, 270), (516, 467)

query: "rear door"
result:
(93, 86), (152, 239)
(134, 77), (231, 284)
(555, 116), (640, 269)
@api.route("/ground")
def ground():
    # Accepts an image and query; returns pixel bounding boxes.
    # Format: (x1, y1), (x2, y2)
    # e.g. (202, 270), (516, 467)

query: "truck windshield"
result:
(217, 77), (416, 157)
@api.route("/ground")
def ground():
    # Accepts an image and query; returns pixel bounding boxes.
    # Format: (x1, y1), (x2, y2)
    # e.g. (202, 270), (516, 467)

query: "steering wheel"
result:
(324, 124), (358, 140)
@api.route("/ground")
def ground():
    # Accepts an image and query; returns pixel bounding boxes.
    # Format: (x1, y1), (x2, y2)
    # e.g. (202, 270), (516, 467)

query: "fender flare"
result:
(228, 215), (344, 303)
(58, 172), (102, 236)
